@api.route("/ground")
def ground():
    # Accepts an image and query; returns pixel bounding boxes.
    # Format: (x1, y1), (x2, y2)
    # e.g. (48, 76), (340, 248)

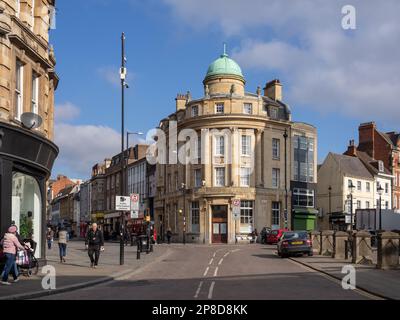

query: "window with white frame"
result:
(241, 135), (251, 156)
(31, 73), (39, 114)
(348, 179), (353, 190)
(357, 200), (361, 209)
(366, 201), (370, 209)
(191, 201), (200, 233)
(385, 201), (389, 209)
(385, 182), (389, 194)
(243, 103), (252, 114)
(293, 188), (314, 207)
(15, 60), (23, 120)
(214, 167), (225, 186)
(194, 169), (202, 188)
(272, 202), (280, 226)
(272, 168), (280, 188)
(366, 182), (371, 192)
(240, 200), (253, 225)
(215, 103), (224, 114)
(270, 107), (278, 119)
(378, 161), (384, 172)
(272, 138), (280, 159)
(357, 181), (361, 191)
(215, 135), (225, 156)
(240, 167), (251, 187)
(192, 105), (199, 117)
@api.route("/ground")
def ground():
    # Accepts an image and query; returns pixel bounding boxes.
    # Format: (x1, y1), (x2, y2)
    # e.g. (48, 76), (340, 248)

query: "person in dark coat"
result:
(166, 228), (172, 244)
(85, 223), (104, 268)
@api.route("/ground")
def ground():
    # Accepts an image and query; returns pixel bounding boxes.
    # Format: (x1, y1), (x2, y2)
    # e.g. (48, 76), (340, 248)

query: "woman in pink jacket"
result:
(1, 226), (25, 285)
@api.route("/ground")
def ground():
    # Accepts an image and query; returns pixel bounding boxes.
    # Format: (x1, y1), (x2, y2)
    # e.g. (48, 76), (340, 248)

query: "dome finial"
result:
(222, 42), (228, 57)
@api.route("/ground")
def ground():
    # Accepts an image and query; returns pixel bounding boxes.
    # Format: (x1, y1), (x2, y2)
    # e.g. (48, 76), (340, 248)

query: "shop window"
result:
(191, 202), (200, 233)
(240, 200), (253, 233)
(12, 172), (42, 258)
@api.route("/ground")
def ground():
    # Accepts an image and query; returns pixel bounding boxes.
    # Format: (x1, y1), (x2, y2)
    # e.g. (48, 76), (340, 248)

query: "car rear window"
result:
(271, 230), (279, 235)
(283, 232), (308, 240)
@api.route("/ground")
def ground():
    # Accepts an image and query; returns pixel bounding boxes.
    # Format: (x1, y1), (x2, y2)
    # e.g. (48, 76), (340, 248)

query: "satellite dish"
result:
(21, 112), (43, 130)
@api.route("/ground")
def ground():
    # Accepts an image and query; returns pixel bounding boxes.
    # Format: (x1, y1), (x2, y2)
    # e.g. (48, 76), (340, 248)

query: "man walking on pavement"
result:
(85, 223), (104, 268)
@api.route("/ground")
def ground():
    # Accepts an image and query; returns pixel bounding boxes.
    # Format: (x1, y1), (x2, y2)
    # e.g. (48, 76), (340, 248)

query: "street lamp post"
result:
(283, 129), (288, 229)
(328, 185), (332, 229)
(348, 181), (355, 232)
(377, 184), (384, 231)
(180, 183), (186, 245)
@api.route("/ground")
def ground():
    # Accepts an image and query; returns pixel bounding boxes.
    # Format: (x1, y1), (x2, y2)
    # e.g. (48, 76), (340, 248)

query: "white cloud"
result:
(164, 0), (400, 123)
(55, 102), (80, 122)
(54, 123), (121, 177)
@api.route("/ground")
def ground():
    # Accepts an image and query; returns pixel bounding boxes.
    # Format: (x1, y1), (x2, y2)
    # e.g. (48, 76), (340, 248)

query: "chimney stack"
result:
(263, 79), (282, 101)
(344, 139), (357, 157)
(175, 93), (186, 111)
(358, 122), (376, 158)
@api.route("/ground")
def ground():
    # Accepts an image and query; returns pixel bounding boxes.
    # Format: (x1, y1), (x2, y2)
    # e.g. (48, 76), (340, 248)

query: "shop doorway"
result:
(212, 205), (228, 243)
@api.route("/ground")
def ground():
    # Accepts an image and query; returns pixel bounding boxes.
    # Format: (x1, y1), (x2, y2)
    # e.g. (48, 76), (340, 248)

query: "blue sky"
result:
(51, 0), (400, 179)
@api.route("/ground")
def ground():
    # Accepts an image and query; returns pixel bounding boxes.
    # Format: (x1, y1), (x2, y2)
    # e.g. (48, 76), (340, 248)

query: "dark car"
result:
(277, 231), (313, 258)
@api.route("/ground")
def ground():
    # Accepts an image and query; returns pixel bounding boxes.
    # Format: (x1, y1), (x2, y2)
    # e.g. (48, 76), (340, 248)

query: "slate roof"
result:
(330, 153), (373, 179)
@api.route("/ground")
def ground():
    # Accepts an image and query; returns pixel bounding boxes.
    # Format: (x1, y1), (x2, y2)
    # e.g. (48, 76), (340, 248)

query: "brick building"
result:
(357, 122), (400, 212)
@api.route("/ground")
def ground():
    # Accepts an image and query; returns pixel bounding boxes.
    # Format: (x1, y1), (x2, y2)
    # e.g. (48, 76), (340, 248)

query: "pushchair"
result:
(17, 239), (39, 277)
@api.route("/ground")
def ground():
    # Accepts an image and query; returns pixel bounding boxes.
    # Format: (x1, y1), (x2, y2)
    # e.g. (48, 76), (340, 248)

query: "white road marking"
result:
(203, 267), (209, 277)
(231, 249), (240, 253)
(208, 281), (215, 299)
(223, 252), (230, 258)
(213, 267), (219, 277)
(194, 281), (203, 298)
(213, 252), (216, 258)
(218, 258), (224, 265)
(209, 258), (214, 265)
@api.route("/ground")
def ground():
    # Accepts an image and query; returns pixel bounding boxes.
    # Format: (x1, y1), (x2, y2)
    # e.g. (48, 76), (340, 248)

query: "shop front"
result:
(292, 207), (318, 231)
(0, 122), (58, 261)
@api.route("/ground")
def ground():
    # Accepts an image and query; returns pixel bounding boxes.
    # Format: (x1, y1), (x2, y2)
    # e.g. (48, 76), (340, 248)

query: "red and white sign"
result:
(130, 193), (140, 219)
(232, 199), (241, 207)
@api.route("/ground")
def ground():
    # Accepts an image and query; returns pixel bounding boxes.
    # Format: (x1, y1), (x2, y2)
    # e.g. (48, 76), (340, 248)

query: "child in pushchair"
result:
(16, 239), (39, 277)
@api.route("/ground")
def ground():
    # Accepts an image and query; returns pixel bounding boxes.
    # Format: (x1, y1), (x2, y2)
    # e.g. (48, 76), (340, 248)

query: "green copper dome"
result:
(205, 52), (244, 80)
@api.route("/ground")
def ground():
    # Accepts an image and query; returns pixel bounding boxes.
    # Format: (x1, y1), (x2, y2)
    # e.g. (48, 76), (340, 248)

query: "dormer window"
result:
(270, 106), (278, 119)
(192, 105), (199, 117)
(378, 160), (384, 172)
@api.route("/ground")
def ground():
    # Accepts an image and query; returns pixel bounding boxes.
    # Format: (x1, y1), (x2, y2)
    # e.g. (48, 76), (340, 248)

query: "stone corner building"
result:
(0, 0), (58, 260)
(154, 50), (317, 244)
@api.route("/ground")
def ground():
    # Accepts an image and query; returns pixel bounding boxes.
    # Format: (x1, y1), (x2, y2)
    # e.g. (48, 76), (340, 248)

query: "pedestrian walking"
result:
(0, 226), (25, 285)
(58, 227), (68, 263)
(85, 223), (104, 268)
(46, 227), (54, 250)
(166, 228), (172, 244)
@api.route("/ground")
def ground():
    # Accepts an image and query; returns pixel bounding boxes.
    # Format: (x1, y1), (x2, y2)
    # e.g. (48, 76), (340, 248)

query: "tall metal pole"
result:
(283, 129), (288, 229)
(350, 193), (353, 232)
(379, 194), (382, 230)
(119, 32), (126, 266)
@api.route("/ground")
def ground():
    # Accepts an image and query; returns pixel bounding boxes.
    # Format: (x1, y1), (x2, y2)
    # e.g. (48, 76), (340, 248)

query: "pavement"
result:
(289, 254), (400, 300)
(1, 242), (399, 300)
(35, 244), (382, 300)
(0, 240), (172, 300)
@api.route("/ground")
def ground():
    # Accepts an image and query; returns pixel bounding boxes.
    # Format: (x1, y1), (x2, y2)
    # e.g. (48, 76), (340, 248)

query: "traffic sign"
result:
(116, 196), (131, 211)
(130, 193), (139, 218)
(232, 199), (241, 207)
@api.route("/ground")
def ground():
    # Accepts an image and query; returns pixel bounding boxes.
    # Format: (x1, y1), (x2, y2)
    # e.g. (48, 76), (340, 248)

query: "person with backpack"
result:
(58, 226), (68, 263)
(1, 226), (26, 285)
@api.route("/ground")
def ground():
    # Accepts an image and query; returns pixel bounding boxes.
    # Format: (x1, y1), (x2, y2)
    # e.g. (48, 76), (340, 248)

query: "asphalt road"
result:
(38, 244), (373, 300)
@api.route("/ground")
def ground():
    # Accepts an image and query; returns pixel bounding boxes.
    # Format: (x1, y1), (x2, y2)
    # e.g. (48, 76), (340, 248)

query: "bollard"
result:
(333, 231), (348, 259)
(136, 241), (141, 260)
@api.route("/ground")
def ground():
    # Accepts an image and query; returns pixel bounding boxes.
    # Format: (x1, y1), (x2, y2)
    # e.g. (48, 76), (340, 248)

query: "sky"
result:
(51, 0), (400, 179)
